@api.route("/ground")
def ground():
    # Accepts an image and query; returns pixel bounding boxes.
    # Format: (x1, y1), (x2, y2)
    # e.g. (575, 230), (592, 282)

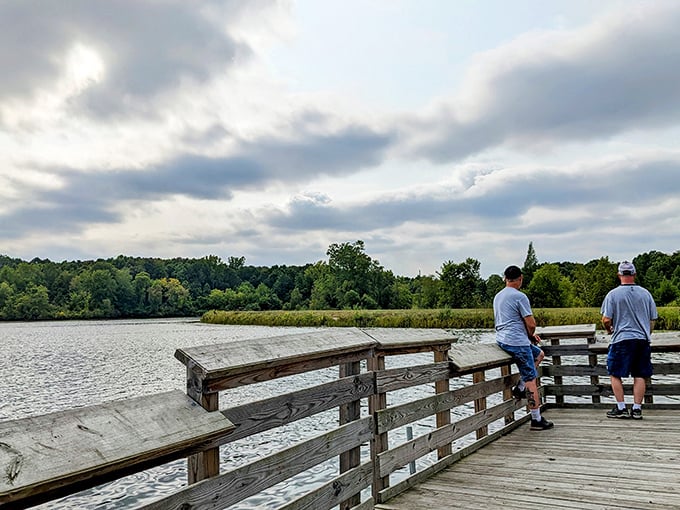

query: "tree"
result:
(526, 264), (572, 308)
(484, 274), (505, 306)
(522, 242), (539, 288)
(437, 258), (484, 308)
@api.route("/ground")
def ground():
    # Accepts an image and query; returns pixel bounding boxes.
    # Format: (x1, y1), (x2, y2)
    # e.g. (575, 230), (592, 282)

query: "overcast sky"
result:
(2, 0), (680, 278)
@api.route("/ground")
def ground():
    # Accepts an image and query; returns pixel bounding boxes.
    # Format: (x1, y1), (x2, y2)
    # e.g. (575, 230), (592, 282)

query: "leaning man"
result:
(601, 261), (657, 419)
(494, 265), (553, 431)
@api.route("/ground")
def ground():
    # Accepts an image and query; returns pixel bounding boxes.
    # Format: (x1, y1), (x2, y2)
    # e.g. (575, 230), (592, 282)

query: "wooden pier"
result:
(1, 324), (680, 509)
(374, 408), (680, 509)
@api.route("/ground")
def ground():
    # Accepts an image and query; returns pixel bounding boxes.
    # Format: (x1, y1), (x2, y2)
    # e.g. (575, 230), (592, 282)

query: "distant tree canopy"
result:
(1, 244), (679, 321)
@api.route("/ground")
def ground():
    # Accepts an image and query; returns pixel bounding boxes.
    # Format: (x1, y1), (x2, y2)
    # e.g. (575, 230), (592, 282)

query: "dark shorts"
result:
(607, 339), (653, 378)
(497, 342), (543, 382)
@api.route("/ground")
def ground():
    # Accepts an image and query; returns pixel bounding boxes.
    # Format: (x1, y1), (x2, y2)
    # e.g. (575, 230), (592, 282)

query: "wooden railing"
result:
(2, 325), (680, 509)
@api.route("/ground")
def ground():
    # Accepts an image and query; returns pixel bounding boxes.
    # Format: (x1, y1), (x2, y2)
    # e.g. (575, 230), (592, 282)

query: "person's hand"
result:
(531, 334), (541, 345)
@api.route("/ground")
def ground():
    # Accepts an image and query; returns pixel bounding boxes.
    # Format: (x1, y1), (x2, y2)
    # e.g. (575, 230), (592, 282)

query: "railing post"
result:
(434, 347), (452, 458)
(550, 338), (564, 406)
(501, 364), (514, 425)
(368, 352), (389, 503)
(473, 370), (488, 439)
(185, 365), (220, 483)
(587, 334), (601, 404)
(339, 360), (362, 510)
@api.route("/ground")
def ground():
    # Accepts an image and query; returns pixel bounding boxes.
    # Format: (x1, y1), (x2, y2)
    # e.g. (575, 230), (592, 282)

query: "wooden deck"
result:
(375, 407), (680, 510)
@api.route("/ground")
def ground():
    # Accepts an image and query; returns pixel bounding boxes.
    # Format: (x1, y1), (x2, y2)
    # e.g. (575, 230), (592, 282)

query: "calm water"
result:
(0, 318), (493, 509)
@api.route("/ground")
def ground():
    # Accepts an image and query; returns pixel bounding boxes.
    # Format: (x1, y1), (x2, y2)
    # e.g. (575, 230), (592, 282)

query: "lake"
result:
(0, 318), (494, 509)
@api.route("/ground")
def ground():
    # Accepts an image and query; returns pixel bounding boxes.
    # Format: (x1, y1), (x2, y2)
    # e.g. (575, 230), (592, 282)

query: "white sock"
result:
(632, 404), (642, 410)
(617, 402), (626, 410)
(531, 409), (541, 421)
(517, 380), (526, 391)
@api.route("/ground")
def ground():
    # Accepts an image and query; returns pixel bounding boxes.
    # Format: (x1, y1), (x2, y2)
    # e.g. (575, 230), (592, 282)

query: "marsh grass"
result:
(202, 307), (680, 330)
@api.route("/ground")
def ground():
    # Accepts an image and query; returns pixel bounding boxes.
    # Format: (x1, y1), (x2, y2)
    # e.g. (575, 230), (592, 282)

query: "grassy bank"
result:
(202, 307), (680, 330)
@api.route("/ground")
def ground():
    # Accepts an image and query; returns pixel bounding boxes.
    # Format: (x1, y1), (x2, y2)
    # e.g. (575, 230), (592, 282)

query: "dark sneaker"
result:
(511, 385), (524, 400)
(525, 389), (537, 407)
(606, 406), (630, 419)
(530, 417), (554, 431)
(631, 408), (643, 420)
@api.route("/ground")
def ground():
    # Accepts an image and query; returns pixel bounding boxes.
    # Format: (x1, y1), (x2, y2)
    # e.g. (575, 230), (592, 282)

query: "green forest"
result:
(1, 241), (679, 321)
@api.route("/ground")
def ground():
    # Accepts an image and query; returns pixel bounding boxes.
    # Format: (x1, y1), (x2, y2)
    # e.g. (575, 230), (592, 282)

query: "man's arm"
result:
(523, 314), (539, 343)
(602, 316), (613, 334)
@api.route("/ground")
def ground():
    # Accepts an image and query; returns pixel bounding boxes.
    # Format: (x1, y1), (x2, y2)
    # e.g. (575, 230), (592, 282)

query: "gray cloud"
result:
(0, 0), (257, 117)
(408, 3), (680, 162)
(267, 157), (680, 234)
(0, 123), (393, 237)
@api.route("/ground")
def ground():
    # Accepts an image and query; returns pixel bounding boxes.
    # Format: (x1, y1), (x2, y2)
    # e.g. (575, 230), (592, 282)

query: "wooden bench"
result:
(0, 390), (234, 509)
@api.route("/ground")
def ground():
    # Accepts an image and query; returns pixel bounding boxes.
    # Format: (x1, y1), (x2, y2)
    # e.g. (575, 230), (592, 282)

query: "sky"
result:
(2, 0), (680, 278)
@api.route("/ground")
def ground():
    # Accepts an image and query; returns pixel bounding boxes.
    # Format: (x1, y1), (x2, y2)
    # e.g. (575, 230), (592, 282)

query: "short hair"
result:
(503, 265), (523, 280)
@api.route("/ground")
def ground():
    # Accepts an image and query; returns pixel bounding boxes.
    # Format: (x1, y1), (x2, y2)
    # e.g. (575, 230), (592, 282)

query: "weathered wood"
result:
(588, 335), (680, 354)
(376, 373), (518, 434)
(378, 399), (524, 477)
(222, 373), (374, 442)
(542, 364), (609, 376)
(277, 461), (373, 510)
(368, 353), (390, 500)
(544, 383), (680, 397)
(542, 344), (593, 356)
(0, 391), (234, 508)
(550, 337), (564, 405)
(364, 328), (456, 355)
(375, 362), (451, 393)
(472, 371), (488, 439)
(375, 408), (680, 510)
(175, 328), (375, 390)
(434, 349), (452, 458)
(339, 361), (362, 510)
(376, 413), (530, 503)
(536, 323), (596, 339)
(449, 343), (512, 374)
(142, 417), (373, 510)
(186, 364), (220, 484)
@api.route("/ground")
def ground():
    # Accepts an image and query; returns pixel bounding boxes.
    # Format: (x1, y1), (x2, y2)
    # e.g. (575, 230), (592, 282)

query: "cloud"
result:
(0, 0), (262, 119)
(266, 154), (680, 235)
(406, 2), (680, 162)
(0, 121), (393, 238)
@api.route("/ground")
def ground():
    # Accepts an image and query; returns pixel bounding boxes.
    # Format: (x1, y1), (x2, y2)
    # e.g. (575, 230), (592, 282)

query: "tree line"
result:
(1, 241), (679, 321)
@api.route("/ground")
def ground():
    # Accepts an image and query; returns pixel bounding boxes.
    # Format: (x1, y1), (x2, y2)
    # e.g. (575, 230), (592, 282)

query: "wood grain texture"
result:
(0, 390), (234, 507)
(375, 408), (680, 510)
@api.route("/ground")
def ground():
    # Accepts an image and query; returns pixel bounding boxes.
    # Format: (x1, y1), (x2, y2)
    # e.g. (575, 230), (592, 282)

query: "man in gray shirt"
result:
(601, 261), (658, 419)
(494, 265), (553, 430)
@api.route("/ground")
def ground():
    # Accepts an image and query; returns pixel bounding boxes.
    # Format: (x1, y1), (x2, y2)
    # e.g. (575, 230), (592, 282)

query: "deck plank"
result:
(375, 408), (680, 510)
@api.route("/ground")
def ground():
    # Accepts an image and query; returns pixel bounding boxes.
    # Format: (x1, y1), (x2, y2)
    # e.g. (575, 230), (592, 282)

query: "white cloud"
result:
(2, 0), (680, 278)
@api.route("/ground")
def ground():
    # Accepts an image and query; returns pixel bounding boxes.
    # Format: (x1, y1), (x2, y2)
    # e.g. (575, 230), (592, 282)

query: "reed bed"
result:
(202, 307), (680, 330)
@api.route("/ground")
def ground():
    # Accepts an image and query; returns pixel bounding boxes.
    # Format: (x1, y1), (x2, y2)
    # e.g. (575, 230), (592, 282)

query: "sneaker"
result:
(511, 385), (524, 400)
(631, 408), (643, 420)
(530, 417), (554, 431)
(525, 389), (537, 407)
(606, 406), (630, 419)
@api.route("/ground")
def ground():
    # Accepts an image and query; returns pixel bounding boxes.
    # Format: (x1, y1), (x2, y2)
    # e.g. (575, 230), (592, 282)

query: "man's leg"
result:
(525, 378), (539, 409)
(632, 376), (646, 405)
(610, 375), (625, 402)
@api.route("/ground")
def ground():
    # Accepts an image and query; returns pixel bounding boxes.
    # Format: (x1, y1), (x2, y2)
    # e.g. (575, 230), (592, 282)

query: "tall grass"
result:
(202, 307), (680, 330)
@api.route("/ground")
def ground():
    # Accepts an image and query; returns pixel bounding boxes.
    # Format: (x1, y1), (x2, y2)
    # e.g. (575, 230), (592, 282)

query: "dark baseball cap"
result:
(503, 265), (522, 280)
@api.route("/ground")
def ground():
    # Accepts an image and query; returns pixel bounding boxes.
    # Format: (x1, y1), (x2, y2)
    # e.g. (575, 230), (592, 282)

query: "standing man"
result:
(494, 265), (554, 431)
(601, 261), (657, 419)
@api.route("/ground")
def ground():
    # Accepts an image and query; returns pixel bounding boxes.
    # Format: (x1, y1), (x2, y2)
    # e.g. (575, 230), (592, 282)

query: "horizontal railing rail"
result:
(2, 325), (680, 509)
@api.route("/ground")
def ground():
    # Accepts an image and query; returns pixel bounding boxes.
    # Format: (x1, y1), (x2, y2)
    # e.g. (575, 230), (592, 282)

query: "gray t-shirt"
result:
(601, 284), (657, 343)
(493, 286), (532, 346)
